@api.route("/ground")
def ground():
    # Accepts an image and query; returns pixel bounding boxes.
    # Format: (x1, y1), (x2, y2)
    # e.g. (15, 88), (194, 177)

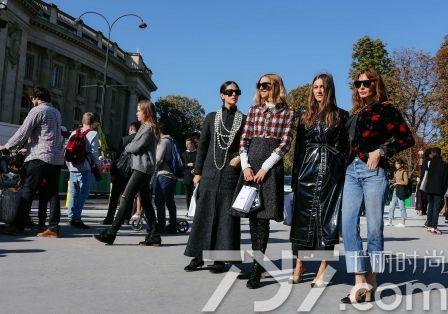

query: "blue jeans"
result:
(67, 171), (91, 221)
(153, 175), (177, 229)
(388, 189), (406, 221)
(341, 158), (389, 273)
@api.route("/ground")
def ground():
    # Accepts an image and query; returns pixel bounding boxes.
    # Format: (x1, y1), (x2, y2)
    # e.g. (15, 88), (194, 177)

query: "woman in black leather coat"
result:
(289, 73), (348, 286)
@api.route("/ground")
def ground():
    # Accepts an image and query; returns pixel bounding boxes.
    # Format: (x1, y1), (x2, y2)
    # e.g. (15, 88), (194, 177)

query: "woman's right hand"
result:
(193, 175), (201, 187)
(243, 168), (254, 182)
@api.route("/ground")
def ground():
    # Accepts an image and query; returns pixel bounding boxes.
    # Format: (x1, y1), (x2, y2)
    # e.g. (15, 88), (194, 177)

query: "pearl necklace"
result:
(213, 108), (243, 170)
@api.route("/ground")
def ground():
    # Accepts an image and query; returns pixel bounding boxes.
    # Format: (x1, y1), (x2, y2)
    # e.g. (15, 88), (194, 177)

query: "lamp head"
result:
(0, 1), (8, 10)
(138, 22), (147, 29)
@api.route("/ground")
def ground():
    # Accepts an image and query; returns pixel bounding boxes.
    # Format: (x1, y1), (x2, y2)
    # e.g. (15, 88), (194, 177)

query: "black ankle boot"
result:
(139, 223), (162, 246)
(246, 262), (263, 289)
(93, 229), (116, 245)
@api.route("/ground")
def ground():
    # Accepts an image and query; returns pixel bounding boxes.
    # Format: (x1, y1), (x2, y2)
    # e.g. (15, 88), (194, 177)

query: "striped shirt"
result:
(5, 103), (64, 165)
(240, 102), (294, 157)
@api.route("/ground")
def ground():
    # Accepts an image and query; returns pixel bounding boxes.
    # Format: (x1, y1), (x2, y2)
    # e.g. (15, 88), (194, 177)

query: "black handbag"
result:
(0, 189), (20, 224)
(116, 152), (132, 178)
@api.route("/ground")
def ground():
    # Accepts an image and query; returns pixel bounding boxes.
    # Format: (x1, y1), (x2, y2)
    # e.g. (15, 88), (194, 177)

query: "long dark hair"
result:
(302, 73), (340, 128)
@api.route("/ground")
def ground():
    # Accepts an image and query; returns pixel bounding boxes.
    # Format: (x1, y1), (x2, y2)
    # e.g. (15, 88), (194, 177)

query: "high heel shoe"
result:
(288, 269), (306, 284)
(310, 279), (326, 288)
(341, 288), (375, 304)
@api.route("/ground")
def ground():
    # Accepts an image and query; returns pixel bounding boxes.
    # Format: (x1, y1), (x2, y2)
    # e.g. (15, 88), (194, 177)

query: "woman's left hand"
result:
(229, 156), (241, 167)
(367, 149), (381, 169)
(253, 169), (267, 184)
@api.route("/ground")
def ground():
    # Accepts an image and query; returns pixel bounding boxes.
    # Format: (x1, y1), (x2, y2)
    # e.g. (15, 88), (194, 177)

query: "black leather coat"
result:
(290, 109), (349, 247)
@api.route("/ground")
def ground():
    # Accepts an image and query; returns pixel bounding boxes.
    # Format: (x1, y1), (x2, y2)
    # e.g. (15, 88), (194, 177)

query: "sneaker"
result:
(431, 228), (442, 235)
(70, 220), (90, 229)
(37, 228), (60, 238)
(385, 221), (392, 226)
(395, 223), (406, 228)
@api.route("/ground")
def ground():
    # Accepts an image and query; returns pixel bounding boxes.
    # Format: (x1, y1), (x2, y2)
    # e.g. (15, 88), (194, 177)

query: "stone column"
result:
(126, 87), (138, 126)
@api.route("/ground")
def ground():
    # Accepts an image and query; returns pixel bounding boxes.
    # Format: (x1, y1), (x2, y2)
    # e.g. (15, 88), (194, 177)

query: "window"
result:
(73, 107), (82, 129)
(20, 95), (32, 124)
(24, 54), (34, 80)
(77, 74), (86, 96)
(95, 85), (103, 104)
(50, 64), (63, 88)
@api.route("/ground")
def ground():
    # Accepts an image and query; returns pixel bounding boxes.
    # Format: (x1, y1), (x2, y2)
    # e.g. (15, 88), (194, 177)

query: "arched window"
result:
(20, 95), (32, 123)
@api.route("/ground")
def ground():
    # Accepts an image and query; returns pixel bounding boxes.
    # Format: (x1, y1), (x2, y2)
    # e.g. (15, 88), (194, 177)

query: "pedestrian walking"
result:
(385, 159), (408, 227)
(153, 123), (178, 233)
(184, 81), (245, 273)
(424, 147), (448, 235)
(289, 73), (349, 286)
(93, 100), (161, 246)
(103, 121), (140, 225)
(341, 68), (414, 303)
(65, 112), (100, 229)
(182, 138), (197, 210)
(233, 73), (294, 289)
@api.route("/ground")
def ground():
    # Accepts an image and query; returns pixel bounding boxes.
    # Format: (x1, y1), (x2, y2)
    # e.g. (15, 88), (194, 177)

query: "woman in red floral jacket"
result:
(341, 68), (414, 304)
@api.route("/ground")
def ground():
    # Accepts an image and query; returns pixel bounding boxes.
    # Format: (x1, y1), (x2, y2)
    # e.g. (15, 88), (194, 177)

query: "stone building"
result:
(0, 0), (157, 149)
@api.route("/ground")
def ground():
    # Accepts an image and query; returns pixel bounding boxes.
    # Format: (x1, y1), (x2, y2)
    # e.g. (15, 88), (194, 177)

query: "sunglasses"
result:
(223, 89), (241, 96)
(354, 80), (374, 88)
(257, 82), (272, 90)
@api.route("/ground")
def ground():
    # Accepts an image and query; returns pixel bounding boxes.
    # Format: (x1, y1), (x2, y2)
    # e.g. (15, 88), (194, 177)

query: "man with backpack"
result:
(103, 121), (140, 225)
(0, 86), (64, 237)
(65, 112), (100, 229)
(154, 123), (183, 233)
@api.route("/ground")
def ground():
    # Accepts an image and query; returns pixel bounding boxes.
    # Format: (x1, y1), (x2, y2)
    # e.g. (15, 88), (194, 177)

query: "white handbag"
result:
(419, 170), (428, 192)
(232, 185), (259, 214)
(187, 185), (199, 217)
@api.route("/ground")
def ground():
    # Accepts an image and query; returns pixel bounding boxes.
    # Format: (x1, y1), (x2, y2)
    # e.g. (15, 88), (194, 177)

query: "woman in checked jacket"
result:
(232, 73), (294, 289)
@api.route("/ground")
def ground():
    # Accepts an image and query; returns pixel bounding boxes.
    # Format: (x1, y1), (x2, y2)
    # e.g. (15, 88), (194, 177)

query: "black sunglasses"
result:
(354, 80), (374, 88)
(257, 82), (272, 90)
(223, 89), (241, 96)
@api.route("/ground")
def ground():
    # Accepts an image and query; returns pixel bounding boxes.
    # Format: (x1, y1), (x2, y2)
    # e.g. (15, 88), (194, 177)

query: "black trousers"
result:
(104, 174), (130, 222)
(110, 170), (156, 233)
(15, 160), (61, 230)
(184, 183), (194, 209)
(427, 193), (443, 229)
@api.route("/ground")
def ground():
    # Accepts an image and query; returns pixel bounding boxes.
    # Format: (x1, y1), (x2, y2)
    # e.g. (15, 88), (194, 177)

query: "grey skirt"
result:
(231, 137), (284, 221)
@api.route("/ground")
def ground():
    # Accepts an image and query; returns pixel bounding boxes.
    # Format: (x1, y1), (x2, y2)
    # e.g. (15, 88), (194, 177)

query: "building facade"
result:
(0, 0), (157, 149)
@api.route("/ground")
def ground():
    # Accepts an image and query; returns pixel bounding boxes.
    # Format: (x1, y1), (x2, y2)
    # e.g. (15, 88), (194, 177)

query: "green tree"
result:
(283, 84), (310, 175)
(349, 36), (393, 80)
(154, 95), (205, 149)
(435, 36), (448, 158)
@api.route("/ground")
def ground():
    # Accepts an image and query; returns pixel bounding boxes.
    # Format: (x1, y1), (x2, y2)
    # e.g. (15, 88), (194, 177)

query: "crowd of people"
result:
(1, 67), (448, 304)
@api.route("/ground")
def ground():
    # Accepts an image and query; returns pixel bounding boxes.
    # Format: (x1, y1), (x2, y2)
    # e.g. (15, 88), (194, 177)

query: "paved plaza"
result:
(1, 198), (448, 314)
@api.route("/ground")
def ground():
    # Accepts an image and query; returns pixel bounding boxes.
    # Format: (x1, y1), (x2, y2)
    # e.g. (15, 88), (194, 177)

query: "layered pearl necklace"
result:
(213, 108), (243, 170)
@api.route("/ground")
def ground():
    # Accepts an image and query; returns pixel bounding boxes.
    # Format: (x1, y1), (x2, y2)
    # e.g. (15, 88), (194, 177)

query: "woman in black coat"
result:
(289, 73), (348, 286)
(184, 81), (246, 273)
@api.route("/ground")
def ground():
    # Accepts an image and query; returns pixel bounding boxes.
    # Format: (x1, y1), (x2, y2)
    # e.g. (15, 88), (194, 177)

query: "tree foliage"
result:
(349, 36), (393, 80)
(283, 84), (310, 175)
(154, 95), (205, 149)
(435, 36), (448, 158)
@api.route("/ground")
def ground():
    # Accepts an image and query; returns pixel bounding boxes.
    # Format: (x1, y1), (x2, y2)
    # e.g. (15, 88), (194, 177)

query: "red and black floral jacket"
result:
(348, 102), (415, 167)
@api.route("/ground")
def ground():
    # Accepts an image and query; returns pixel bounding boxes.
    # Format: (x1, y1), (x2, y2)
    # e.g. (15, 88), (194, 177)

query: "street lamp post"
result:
(75, 12), (147, 126)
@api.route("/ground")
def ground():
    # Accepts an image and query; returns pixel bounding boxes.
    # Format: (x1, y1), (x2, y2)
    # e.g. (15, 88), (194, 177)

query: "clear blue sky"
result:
(50, 0), (447, 114)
